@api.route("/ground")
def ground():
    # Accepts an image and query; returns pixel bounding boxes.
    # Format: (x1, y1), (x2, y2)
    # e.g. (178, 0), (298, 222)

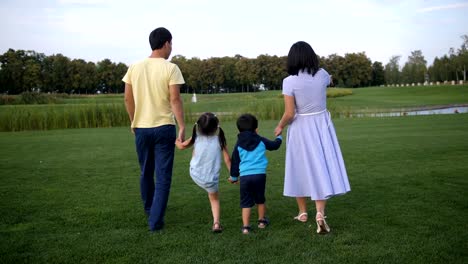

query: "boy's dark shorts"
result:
(240, 174), (266, 208)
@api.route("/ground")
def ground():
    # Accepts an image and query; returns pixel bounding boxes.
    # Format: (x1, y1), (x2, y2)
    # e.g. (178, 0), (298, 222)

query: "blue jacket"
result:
(230, 131), (282, 181)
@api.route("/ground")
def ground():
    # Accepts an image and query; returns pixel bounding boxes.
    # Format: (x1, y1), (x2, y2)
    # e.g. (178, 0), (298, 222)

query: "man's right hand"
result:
(178, 127), (185, 142)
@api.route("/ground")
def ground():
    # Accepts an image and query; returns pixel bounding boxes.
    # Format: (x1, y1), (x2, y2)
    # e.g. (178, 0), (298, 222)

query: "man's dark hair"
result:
(149, 27), (172, 50)
(287, 41), (320, 76)
(236, 113), (258, 132)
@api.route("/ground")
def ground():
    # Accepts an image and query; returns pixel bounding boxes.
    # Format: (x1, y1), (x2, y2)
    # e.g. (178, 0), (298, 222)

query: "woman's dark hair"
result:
(189, 112), (227, 150)
(287, 41), (320, 76)
(149, 27), (172, 51)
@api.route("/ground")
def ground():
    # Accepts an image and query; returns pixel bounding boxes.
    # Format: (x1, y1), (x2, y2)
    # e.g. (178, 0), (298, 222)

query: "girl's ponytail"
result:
(218, 127), (227, 150)
(189, 123), (198, 146)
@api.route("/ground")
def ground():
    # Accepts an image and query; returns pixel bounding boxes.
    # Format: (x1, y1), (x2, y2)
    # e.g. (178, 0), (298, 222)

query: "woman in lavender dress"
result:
(274, 41), (350, 234)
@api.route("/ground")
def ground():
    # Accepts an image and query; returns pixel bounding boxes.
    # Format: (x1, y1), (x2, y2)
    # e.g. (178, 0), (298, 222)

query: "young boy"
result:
(229, 113), (282, 234)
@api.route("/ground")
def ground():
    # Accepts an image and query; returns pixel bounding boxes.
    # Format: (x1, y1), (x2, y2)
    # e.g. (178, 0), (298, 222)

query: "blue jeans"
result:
(135, 125), (176, 231)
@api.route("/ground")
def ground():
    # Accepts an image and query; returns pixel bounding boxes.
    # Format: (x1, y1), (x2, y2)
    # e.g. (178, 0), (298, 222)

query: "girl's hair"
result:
(287, 41), (320, 76)
(189, 112), (227, 150)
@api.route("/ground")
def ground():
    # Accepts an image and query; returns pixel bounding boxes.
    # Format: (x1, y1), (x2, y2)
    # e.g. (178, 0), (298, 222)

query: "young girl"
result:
(176, 112), (231, 233)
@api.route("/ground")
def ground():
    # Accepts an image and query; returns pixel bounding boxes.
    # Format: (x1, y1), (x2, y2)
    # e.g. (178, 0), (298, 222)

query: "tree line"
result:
(0, 50), (386, 94)
(385, 35), (468, 85)
(0, 49), (127, 95)
(0, 35), (466, 94)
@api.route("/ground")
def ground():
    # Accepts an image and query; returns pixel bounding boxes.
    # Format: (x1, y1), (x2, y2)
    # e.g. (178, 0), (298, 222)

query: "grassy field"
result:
(1, 114), (467, 263)
(60, 84), (467, 110)
(329, 85), (468, 112)
(57, 85), (468, 110)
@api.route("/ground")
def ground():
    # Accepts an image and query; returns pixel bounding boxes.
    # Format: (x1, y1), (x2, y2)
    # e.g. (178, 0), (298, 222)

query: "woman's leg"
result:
(296, 197), (308, 215)
(294, 197), (308, 221)
(315, 200), (327, 216)
(296, 197), (307, 213)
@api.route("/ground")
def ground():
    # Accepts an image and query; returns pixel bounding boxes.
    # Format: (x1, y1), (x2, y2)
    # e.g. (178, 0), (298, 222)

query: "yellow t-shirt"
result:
(122, 58), (185, 128)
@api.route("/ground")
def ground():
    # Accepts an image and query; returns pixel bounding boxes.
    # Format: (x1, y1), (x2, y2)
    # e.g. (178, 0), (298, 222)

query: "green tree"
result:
(42, 54), (71, 93)
(341, 52), (372, 88)
(186, 57), (203, 93)
(22, 51), (45, 92)
(401, 50), (427, 84)
(84, 62), (98, 94)
(456, 35), (468, 82)
(69, 59), (88, 93)
(371, 61), (385, 86)
(385, 55), (401, 85)
(96, 59), (115, 93)
(0, 49), (27, 94)
(171, 55), (191, 93)
(428, 36), (468, 83)
(428, 57), (443, 82)
(234, 57), (256, 92)
(321, 54), (345, 86)
(113, 63), (128, 93)
(221, 56), (237, 92)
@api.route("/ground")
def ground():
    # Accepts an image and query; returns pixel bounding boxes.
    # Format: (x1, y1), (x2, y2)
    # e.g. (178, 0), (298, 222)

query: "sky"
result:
(1, 0), (467, 67)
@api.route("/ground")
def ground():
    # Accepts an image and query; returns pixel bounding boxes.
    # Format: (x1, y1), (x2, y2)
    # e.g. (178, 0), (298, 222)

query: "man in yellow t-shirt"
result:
(122, 27), (185, 231)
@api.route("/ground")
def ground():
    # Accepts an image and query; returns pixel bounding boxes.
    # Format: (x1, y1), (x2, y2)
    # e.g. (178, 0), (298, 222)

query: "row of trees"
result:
(173, 52), (381, 93)
(385, 35), (468, 85)
(0, 49), (381, 94)
(171, 54), (286, 93)
(0, 35), (466, 94)
(0, 49), (127, 94)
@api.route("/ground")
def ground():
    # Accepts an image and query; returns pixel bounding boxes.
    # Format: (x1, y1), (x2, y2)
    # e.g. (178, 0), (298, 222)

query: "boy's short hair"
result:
(149, 27), (172, 51)
(236, 113), (258, 132)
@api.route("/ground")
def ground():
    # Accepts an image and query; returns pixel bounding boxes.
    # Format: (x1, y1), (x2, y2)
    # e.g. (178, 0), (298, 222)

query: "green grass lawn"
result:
(177, 85), (468, 114)
(329, 85), (468, 111)
(1, 114), (467, 263)
(60, 84), (468, 112)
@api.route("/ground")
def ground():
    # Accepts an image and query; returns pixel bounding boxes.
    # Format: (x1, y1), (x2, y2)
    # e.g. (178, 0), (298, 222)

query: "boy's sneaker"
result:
(257, 217), (270, 229)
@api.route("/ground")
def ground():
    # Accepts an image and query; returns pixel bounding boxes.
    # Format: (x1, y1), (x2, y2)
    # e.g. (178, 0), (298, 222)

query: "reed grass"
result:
(0, 104), (128, 132)
(0, 92), (70, 105)
(327, 88), (353, 98)
(0, 86), (408, 132)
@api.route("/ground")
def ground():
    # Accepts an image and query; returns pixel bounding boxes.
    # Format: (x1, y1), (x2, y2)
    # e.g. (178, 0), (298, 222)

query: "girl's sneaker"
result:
(241, 225), (251, 234)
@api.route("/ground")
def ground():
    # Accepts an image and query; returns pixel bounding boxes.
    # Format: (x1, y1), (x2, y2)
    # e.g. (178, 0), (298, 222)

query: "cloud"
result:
(417, 2), (468, 13)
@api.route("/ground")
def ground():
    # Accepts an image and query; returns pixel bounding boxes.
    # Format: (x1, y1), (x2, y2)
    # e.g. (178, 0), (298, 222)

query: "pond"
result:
(344, 106), (468, 118)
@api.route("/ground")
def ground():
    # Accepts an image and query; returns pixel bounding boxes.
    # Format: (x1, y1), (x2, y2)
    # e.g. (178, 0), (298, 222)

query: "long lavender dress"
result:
(282, 69), (350, 200)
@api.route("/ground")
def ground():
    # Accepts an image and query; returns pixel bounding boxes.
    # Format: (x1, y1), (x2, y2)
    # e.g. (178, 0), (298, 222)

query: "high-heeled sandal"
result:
(293, 212), (308, 223)
(315, 212), (330, 234)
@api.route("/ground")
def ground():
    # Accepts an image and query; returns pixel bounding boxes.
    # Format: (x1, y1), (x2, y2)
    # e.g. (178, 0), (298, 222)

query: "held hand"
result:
(131, 127), (135, 134)
(175, 139), (184, 150)
(178, 128), (185, 142)
(228, 177), (238, 184)
(274, 126), (282, 137)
